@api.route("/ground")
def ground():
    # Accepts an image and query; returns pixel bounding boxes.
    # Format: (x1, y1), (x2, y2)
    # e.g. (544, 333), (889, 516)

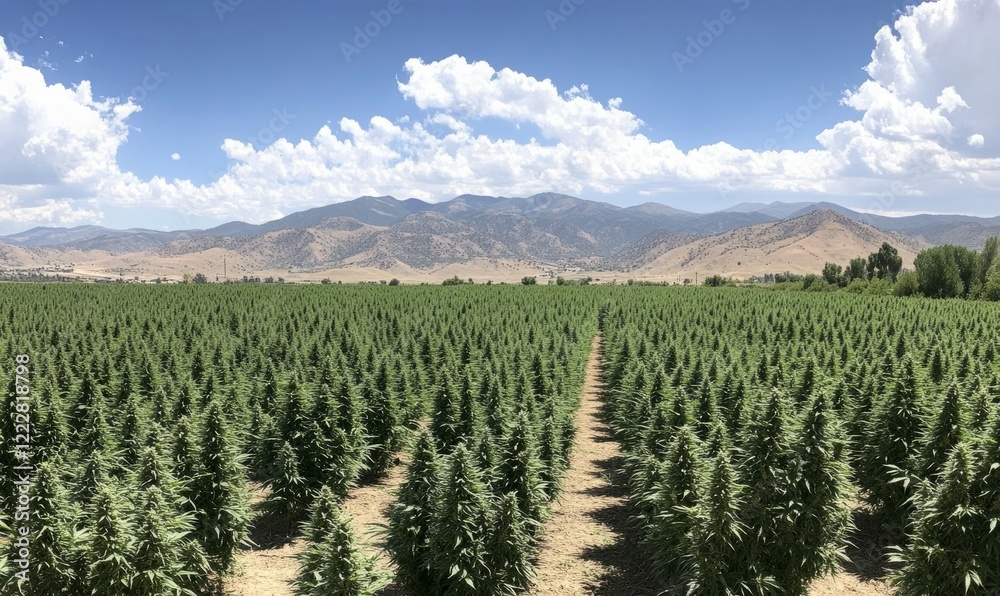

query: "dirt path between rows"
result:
(225, 464), (407, 596)
(532, 333), (662, 595)
(528, 332), (890, 596)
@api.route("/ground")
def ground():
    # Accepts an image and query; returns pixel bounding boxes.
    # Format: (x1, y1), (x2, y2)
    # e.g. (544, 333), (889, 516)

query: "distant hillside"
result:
(637, 210), (929, 280)
(2, 194), (997, 282)
(0, 225), (199, 254)
(782, 203), (1000, 250)
(606, 230), (704, 269)
(720, 201), (818, 218)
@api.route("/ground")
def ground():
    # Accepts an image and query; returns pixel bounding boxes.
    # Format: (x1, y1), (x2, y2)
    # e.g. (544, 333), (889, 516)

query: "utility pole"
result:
(224, 256), (227, 283)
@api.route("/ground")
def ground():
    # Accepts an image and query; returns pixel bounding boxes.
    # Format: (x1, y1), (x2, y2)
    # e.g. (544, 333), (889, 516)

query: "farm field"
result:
(0, 284), (997, 595)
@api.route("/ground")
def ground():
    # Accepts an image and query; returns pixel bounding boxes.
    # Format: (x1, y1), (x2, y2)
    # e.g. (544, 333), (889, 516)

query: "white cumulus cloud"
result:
(171, 152), (181, 161)
(1, 0), (999, 231)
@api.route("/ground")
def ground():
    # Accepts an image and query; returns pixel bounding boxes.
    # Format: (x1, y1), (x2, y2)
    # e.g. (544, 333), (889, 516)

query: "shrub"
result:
(792, 391), (852, 589)
(844, 278), (868, 294)
(267, 441), (312, 522)
(130, 487), (187, 596)
(893, 272), (920, 297)
(703, 275), (736, 287)
(647, 425), (702, 581)
(865, 277), (892, 295)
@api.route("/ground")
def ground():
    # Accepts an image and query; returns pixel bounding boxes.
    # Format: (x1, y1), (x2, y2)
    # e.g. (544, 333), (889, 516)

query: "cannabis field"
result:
(0, 284), (997, 595)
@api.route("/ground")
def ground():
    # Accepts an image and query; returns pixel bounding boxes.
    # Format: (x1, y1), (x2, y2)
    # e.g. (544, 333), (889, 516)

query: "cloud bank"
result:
(1, 0), (999, 229)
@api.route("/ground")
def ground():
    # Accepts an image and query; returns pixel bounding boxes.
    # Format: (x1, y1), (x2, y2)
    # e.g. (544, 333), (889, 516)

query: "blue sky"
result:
(0, 0), (997, 233)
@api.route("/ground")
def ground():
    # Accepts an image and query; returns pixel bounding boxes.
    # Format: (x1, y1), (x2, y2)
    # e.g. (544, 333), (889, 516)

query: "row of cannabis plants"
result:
(0, 283), (609, 594)
(602, 287), (1000, 595)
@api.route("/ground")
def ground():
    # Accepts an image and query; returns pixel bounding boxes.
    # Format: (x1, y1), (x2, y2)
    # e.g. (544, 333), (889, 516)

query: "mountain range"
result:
(0, 193), (996, 282)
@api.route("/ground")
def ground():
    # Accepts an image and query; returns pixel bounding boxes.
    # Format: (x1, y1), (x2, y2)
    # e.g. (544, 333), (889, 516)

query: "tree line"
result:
(758, 237), (1000, 300)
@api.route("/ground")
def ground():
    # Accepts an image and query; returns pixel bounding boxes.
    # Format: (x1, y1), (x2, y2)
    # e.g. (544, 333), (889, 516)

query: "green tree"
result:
(846, 257), (869, 282)
(867, 242), (904, 281)
(977, 236), (999, 286)
(822, 262), (843, 285)
(915, 244), (978, 297)
(983, 267), (1000, 301)
(893, 271), (920, 297)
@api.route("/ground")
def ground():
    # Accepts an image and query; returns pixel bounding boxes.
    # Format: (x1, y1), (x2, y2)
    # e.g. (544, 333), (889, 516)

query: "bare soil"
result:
(226, 334), (894, 595)
(225, 463), (408, 596)
(532, 333), (663, 595)
(808, 505), (895, 595)
(532, 333), (893, 596)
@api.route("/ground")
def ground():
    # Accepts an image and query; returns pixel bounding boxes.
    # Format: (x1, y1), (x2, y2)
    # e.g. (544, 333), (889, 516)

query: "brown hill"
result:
(637, 210), (929, 281)
(0, 207), (940, 284)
